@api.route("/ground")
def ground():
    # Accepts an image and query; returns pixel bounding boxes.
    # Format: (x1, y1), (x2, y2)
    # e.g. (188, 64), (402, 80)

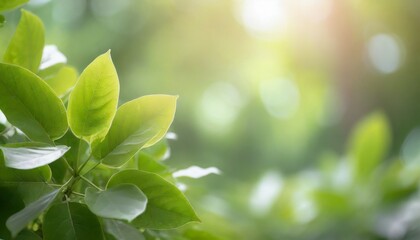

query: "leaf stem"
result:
(80, 175), (103, 191)
(76, 152), (92, 174)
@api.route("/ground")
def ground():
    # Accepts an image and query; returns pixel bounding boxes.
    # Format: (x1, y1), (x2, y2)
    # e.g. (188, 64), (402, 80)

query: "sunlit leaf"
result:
(3, 10), (44, 72)
(107, 170), (199, 229)
(0, 144), (69, 169)
(67, 51), (119, 143)
(137, 152), (168, 174)
(104, 219), (145, 240)
(85, 184), (147, 222)
(348, 112), (391, 180)
(43, 202), (104, 240)
(173, 166), (221, 179)
(0, 63), (68, 143)
(0, 0), (28, 12)
(6, 189), (58, 238)
(93, 95), (177, 167)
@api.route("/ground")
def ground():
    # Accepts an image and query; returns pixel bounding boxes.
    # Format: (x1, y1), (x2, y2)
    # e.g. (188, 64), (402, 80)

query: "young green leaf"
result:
(67, 51), (119, 143)
(3, 10), (44, 72)
(0, 0), (28, 12)
(43, 202), (104, 240)
(348, 112), (391, 180)
(85, 184), (147, 222)
(137, 152), (168, 174)
(93, 95), (177, 167)
(0, 144), (69, 170)
(0, 153), (51, 183)
(0, 63), (68, 143)
(103, 219), (145, 240)
(107, 170), (199, 229)
(44, 66), (78, 98)
(6, 189), (59, 238)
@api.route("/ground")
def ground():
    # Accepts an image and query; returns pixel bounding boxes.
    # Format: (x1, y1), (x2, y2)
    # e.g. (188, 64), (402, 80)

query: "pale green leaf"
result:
(85, 184), (147, 222)
(0, 63), (68, 143)
(6, 189), (58, 238)
(107, 170), (199, 229)
(0, 0), (28, 12)
(137, 152), (168, 174)
(44, 66), (78, 98)
(3, 10), (44, 72)
(67, 51), (119, 143)
(104, 219), (145, 240)
(43, 202), (104, 240)
(93, 95), (177, 167)
(0, 152), (51, 183)
(0, 144), (69, 169)
(348, 112), (391, 180)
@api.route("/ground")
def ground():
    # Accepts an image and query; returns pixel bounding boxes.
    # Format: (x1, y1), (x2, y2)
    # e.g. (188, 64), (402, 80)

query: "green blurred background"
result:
(4, 0), (420, 239)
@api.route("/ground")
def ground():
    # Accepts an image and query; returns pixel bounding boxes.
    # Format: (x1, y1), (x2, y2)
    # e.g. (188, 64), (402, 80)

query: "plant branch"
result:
(80, 175), (103, 191)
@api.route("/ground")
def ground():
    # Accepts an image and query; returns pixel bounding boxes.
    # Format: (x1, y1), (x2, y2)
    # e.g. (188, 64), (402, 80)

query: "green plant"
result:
(0, 3), (202, 240)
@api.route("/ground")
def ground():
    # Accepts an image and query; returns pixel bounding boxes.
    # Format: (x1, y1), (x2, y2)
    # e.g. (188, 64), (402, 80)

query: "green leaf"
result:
(0, 15), (4, 27)
(183, 228), (223, 240)
(0, 144), (70, 169)
(3, 10), (44, 72)
(15, 229), (42, 240)
(0, 187), (24, 239)
(16, 182), (54, 205)
(44, 66), (78, 98)
(0, 0), (28, 12)
(67, 51), (119, 143)
(137, 152), (168, 174)
(0, 153), (51, 183)
(107, 170), (199, 229)
(103, 219), (145, 240)
(0, 63), (68, 143)
(43, 202), (104, 240)
(93, 95), (177, 167)
(6, 189), (58, 238)
(348, 112), (391, 180)
(85, 183), (147, 222)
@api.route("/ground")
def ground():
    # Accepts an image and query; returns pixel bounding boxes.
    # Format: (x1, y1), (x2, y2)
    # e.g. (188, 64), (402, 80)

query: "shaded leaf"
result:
(67, 51), (119, 143)
(137, 152), (168, 174)
(85, 184), (147, 222)
(0, 63), (68, 143)
(6, 189), (58, 238)
(0, 144), (69, 169)
(43, 202), (104, 240)
(44, 66), (78, 98)
(3, 10), (44, 72)
(94, 95), (177, 167)
(104, 219), (145, 240)
(107, 170), (199, 229)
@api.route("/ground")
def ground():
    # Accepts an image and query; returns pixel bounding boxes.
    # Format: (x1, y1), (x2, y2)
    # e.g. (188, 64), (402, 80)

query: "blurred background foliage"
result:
(3, 0), (420, 239)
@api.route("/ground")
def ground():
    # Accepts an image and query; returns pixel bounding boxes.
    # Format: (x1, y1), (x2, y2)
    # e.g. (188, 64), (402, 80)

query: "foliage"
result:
(0, 5), (202, 240)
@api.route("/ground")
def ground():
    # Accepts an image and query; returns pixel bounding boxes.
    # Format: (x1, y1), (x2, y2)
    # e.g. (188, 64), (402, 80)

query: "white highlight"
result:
(40, 45), (67, 70)
(249, 171), (283, 216)
(368, 34), (402, 74)
(240, 0), (288, 37)
(173, 166), (221, 179)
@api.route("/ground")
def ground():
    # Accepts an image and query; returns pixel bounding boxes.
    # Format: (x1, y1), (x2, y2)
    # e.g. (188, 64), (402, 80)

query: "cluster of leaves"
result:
(261, 112), (420, 239)
(0, 3), (205, 240)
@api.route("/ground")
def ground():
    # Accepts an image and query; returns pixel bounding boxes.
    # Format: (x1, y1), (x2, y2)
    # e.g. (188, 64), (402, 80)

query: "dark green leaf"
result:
(6, 189), (59, 238)
(93, 95), (177, 167)
(15, 229), (42, 240)
(103, 219), (145, 240)
(107, 170), (199, 229)
(85, 184), (147, 222)
(43, 202), (104, 240)
(67, 51), (119, 143)
(3, 10), (44, 72)
(0, 63), (68, 143)
(0, 152), (51, 183)
(0, 144), (69, 169)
